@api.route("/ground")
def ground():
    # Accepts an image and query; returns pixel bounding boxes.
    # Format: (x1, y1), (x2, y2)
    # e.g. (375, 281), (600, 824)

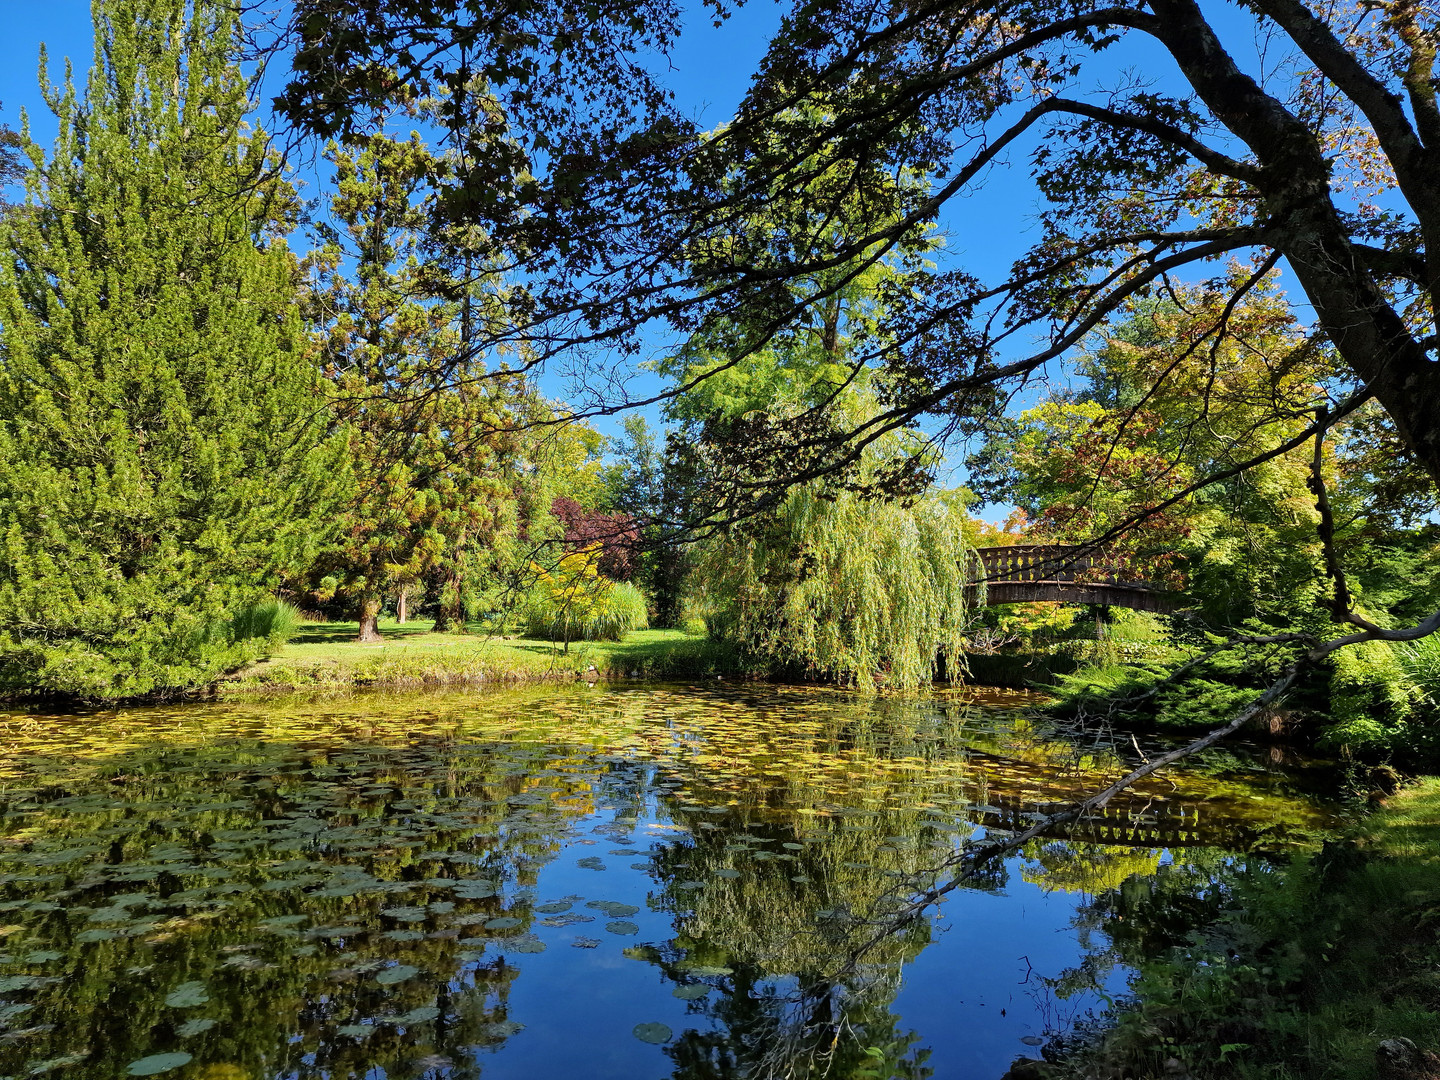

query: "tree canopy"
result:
(0, 0), (345, 698)
(272, 0), (1440, 532)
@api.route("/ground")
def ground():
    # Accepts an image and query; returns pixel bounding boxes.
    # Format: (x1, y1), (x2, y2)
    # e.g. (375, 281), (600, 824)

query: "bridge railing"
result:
(970, 544), (1180, 612)
(973, 544), (1131, 585)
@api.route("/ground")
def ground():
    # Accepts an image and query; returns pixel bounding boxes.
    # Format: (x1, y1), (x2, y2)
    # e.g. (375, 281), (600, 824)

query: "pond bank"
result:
(221, 622), (753, 694)
(1043, 776), (1440, 1080)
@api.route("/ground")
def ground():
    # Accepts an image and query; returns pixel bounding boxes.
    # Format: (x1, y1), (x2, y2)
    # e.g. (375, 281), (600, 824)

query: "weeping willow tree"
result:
(660, 134), (978, 688)
(696, 489), (977, 689)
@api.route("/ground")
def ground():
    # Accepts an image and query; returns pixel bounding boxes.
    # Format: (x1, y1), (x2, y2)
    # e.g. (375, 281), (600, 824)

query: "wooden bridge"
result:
(972, 544), (1181, 613)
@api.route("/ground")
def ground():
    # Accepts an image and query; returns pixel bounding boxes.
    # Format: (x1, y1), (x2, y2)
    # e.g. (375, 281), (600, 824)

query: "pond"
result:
(0, 683), (1342, 1079)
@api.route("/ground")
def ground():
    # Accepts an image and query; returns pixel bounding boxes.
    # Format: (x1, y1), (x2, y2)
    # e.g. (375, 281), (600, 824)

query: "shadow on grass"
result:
(288, 619), (447, 645)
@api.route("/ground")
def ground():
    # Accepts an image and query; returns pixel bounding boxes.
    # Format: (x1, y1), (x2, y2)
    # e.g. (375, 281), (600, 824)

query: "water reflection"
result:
(0, 684), (1338, 1078)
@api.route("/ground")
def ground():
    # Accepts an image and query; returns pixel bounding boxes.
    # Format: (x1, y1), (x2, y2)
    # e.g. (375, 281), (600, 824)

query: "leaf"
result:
(177, 1018), (217, 1037)
(375, 964), (419, 986)
(576, 856), (605, 870)
(509, 936), (546, 953)
(605, 920), (639, 935)
(484, 917), (522, 930)
(126, 1053), (193, 1076)
(380, 906), (427, 923)
(585, 901), (639, 917)
(533, 902), (572, 914)
(673, 984), (709, 999)
(387, 1005), (440, 1025)
(164, 982), (210, 1008)
(337, 1024), (373, 1038)
(633, 1022), (672, 1044)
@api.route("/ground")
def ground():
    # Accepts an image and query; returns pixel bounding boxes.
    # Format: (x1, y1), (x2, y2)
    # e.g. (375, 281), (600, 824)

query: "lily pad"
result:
(387, 1005), (440, 1025)
(126, 1053), (193, 1076)
(585, 900), (639, 917)
(633, 1022), (672, 1045)
(375, 964), (419, 986)
(164, 982), (210, 1008)
(714, 868), (741, 879)
(508, 936), (546, 953)
(337, 1024), (373, 1038)
(540, 913), (594, 927)
(533, 902), (572, 914)
(673, 984), (709, 999)
(575, 856), (605, 871)
(484, 917), (522, 931)
(605, 920), (639, 935)
(176, 1018), (217, 1037)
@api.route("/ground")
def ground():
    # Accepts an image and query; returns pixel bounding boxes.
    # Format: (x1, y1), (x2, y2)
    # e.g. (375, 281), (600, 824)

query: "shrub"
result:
(524, 581), (649, 642)
(680, 615), (708, 637)
(228, 599), (303, 647)
(1396, 632), (1440, 709)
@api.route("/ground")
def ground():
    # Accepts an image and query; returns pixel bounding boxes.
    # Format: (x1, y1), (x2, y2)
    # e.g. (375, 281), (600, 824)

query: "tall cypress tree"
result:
(0, 0), (347, 698)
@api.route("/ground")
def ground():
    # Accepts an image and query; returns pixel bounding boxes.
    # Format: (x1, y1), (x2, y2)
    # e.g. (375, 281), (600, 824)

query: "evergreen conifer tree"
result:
(0, 0), (346, 698)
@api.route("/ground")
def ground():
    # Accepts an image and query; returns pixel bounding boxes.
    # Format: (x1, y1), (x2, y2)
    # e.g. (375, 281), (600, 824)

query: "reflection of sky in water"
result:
(0, 684), (1338, 1079)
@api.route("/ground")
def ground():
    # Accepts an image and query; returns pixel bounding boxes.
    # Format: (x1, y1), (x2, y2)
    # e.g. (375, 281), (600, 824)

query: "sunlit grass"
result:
(224, 620), (749, 691)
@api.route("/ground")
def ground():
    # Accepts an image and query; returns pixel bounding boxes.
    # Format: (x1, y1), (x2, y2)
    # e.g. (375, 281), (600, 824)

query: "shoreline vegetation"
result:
(219, 621), (754, 694)
(1044, 777), (1440, 1080)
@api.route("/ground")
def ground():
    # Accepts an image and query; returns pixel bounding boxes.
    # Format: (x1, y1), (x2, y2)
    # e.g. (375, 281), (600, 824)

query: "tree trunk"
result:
(432, 531), (467, 634)
(396, 588), (409, 624)
(356, 594), (383, 643)
(431, 573), (466, 634)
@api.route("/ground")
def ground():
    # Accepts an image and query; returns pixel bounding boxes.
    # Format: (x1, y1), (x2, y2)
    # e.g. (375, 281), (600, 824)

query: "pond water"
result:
(0, 683), (1341, 1080)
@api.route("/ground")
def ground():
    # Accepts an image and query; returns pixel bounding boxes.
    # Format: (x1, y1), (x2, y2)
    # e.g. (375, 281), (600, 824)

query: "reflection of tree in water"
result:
(633, 780), (979, 1079)
(0, 685), (1338, 1078)
(0, 725), (623, 1079)
(1019, 839), (1163, 896)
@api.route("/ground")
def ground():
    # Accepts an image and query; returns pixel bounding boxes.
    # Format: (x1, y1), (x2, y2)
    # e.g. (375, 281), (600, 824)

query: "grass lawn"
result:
(223, 619), (748, 692)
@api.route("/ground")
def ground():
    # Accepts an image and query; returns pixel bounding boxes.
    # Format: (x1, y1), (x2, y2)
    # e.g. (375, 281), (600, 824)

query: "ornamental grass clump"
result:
(523, 550), (649, 647)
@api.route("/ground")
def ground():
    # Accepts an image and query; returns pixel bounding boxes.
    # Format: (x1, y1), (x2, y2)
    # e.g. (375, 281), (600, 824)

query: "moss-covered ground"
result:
(223, 620), (751, 693)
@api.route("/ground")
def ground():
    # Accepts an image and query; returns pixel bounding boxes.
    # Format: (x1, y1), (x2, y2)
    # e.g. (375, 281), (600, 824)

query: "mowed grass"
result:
(224, 619), (749, 692)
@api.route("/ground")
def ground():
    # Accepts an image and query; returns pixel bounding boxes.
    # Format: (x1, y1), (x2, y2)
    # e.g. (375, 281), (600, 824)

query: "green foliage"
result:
(228, 600), (303, 648)
(0, 0), (345, 699)
(1397, 633), (1440, 710)
(605, 582), (651, 636)
(1072, 779), (1440, 1080)
(523, 570), (649, 643)
(698, 487), (975, 689)
(303, 124), (533, 639)
(680, 615), (708, 638)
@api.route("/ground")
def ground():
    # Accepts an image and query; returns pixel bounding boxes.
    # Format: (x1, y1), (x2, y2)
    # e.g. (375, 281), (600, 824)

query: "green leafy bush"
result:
(524, 581), (649, 642)
(228, 600), (303, 647)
